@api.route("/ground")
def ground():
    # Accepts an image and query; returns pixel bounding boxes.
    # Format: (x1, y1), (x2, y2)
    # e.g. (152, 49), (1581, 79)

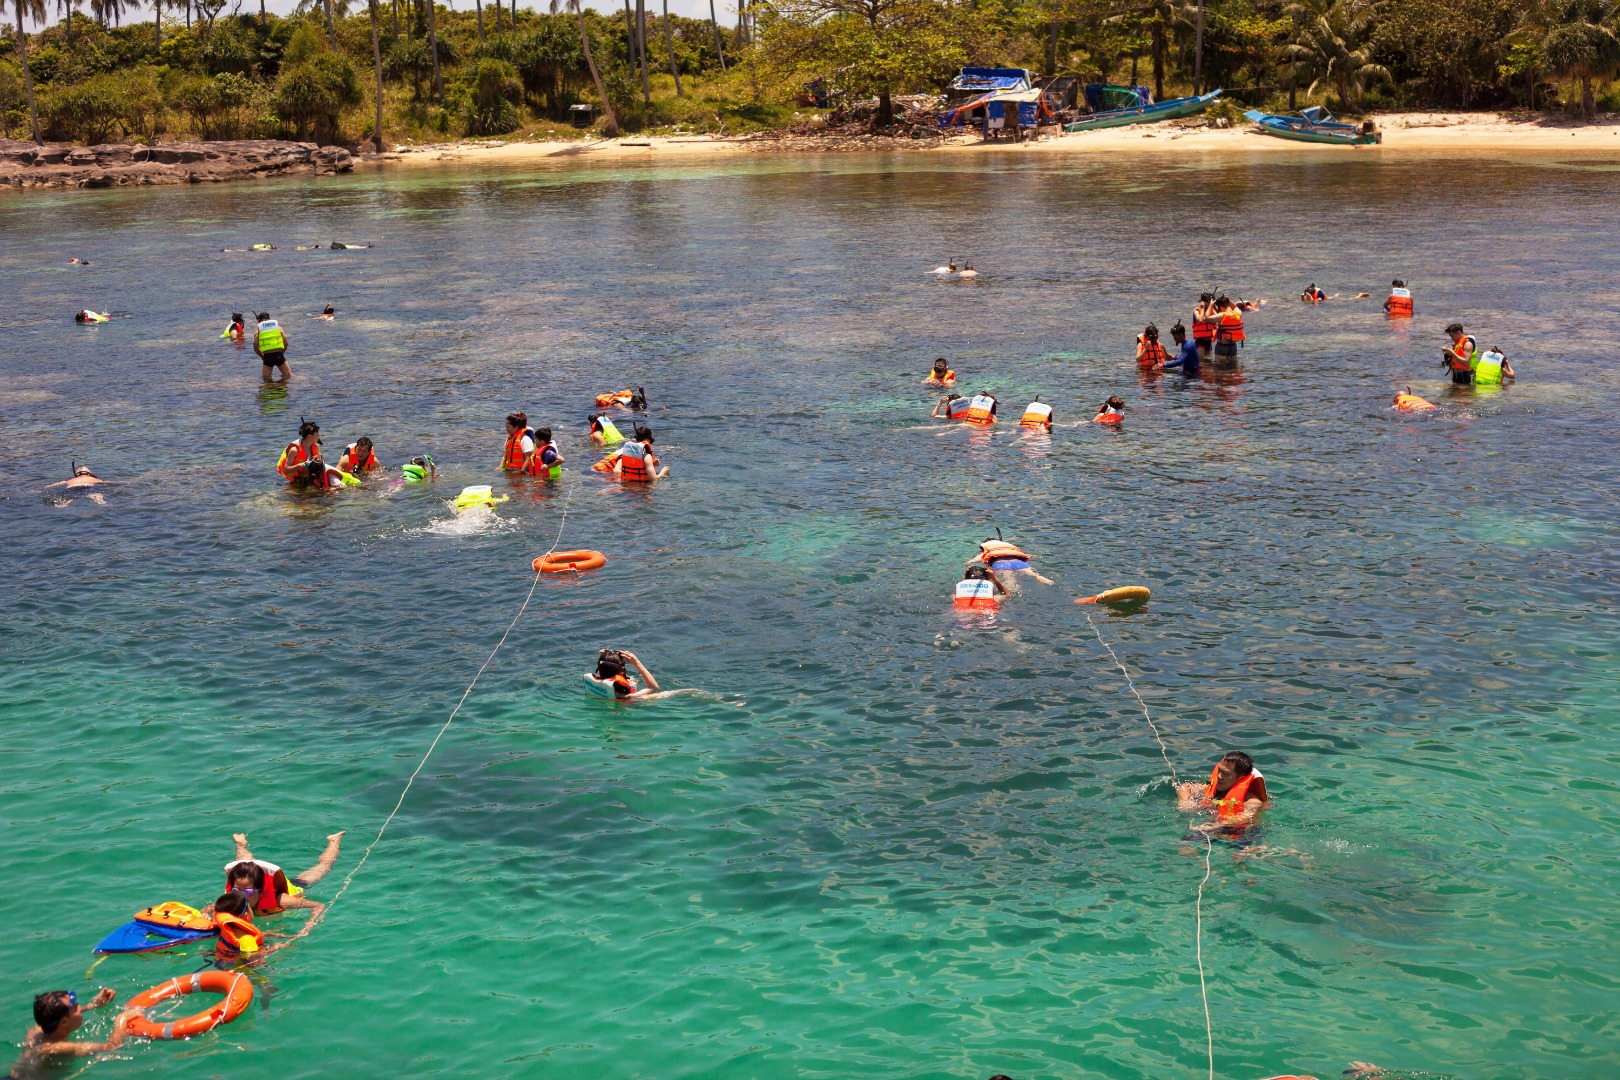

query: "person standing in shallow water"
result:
(253, 311), (290, 381)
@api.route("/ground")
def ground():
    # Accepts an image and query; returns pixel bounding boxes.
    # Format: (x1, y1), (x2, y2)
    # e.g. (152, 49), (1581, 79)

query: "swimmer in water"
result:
(318, 305), (335, 320)
(925, 359), (956, 387)
(1176, 750), (1268, 834)
(1135, 324), (1169, 370)
(1301, 283), (1328, 303)
(958, 263), (978, 278)
(1093, 395), (1125, 422)
(974, 535), (1055, 585)
(582, 649), (705, 700)
(74, 310), (110, 323)
(953, 561), (1009, 609)
(208, 830), (345, 935)
(1161, 322), (1200, 376)
(225, 312), (246, 343)
(337, 436), (379, 473)
(930, 261), (958, 275)
(69, 257), (90, 266)
(932, 393), (970, 420)
(46, 465), (107, 504)
(589, 413), (626, 447)
(8, 989), (134, 1079)
(615, 424), (667, 483)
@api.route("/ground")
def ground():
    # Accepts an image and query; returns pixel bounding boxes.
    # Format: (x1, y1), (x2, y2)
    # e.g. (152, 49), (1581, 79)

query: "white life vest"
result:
(954, 578), (999, 608)
(1019, 402), (1052, 427)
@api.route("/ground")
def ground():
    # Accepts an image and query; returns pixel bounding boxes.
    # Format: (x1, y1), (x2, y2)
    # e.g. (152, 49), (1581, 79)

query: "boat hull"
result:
(1064, 91), (1222, 132)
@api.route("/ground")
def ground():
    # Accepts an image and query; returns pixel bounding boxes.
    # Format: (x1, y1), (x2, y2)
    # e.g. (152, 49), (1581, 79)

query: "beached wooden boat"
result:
(1245, 107), (1382, 145)
(1063, 90), (1223, 133)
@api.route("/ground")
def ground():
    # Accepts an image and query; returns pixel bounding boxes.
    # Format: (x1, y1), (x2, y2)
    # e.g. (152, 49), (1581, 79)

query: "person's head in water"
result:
(963, 562), (993, 581)
(1170, 321), (1188, 343)
(1214, 750), (1255, 791)
(595, 649), (627, 680)
(506, 412), (528, 434)
(933, 358), (949, 377)
(228, 861), (266, 896)
(629, 387), (647, 410)
(33, 991), (83, 1038)
(232, 312), (244, 325)
(72, 463), (97, 479)
(1391, 279), (1405, 288)
(1102, 395), (1125, 412)
(303, 458), (331, 487)
(257, 312), (270, 322)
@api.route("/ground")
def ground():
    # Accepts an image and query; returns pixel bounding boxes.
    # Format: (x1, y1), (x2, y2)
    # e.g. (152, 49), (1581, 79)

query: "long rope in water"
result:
(1082, 608), (1216, 1080)
(324, 485), (575, 913)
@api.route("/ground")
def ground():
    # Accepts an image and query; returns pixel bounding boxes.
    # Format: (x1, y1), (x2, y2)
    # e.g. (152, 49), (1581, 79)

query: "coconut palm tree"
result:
(709, 0), (724, 69)
(1518, 0), (1620, 119)
(661, 0), (681, 95)
(368, 0), (384, 148)
(1281, 0), (1391, 112)
(550, 0), (617, 135)
(3, 0), (46, 142)
(56, 0), (76, 42)
(151, 0), (161, 48)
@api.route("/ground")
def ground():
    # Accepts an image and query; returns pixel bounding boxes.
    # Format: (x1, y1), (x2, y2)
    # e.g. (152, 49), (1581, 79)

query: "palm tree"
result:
(635, 0), (649, 103)
(1518, 0), (1620, 119)
(550, 0), (616, 135)
(3, 0), (45, 142)
(368, 0), (384, 148)
(661, 0), (680, 95)
(709, 0), (724, 70)
(151, 0), (161, 49)
(56, 0), (76, 42)
(1281, 0), (1391, 112)
(426, 0), (441, 97)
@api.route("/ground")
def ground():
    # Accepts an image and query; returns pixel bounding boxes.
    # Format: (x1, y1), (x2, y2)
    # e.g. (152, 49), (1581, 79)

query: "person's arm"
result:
(252, 331), (263, 358)
(621, 651), (660, 694)
(1174, 782), (1204, 810)
(931, 398), (945, 417)
(987, 569), (1009, 596)
(1502, 358), (1515, 378)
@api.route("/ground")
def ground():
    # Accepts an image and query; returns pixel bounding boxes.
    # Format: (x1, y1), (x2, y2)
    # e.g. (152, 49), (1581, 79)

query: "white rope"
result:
(1083, 608), (1215, 1080)
(324, 485), (575, 912)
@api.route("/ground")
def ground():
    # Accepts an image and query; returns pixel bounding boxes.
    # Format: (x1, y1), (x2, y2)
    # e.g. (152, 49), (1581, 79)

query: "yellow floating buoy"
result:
(1075, 586), (1151, 606)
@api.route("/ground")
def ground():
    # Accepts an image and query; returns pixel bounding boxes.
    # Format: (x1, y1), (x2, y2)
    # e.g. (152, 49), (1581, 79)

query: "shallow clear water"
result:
(2, 150), (1618, 1080)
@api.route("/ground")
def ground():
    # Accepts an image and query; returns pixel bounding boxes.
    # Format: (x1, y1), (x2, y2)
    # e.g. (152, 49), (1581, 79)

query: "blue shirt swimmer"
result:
(1162, 323), (1200, 376)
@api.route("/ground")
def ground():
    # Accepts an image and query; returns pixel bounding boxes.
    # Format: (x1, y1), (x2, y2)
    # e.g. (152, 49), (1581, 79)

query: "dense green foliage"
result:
(1, 0), (1617, 145)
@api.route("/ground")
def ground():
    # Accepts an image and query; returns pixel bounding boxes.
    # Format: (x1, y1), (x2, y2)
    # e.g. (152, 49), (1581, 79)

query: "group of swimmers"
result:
(929, 260), (980, 278)
(12, 832), (344, 1078)
(505, 387), (668, 485)
(927, 360), (1129, 430)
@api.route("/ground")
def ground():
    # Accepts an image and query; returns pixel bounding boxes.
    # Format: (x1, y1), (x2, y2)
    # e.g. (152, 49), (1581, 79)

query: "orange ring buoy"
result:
(533, 550), (607, 573)
(125, 970), (253, 1041)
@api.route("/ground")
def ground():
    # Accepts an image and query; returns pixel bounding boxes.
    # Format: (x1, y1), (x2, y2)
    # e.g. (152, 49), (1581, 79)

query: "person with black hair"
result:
(1135, 324), (1169, 370)
(225, 312), (246, 343)
(253, 311), (290, 381)
(589, 413), (626, 447)
(1211, 295), (1245, 369)
(1443, 323), (1479, 384)
(318, 305), (336, 320)
(501, 413), (537, 473)
(628, 387), (647, 411)
(616, 425), (667, 483)
(277, 420), (321, 482)
(932, 393), (971, 420)
(9, 988), (132, 1078)
(925, 359), (956, 387)
(338, 437), (379, 474)
(1301, 283), (1329, 303)
(954, 561), (1009, 610)
(584, 649), (662, 699)
(208, 831), (344, 938)
(1176, 751), (1269, 831)
(1192, 293), (1217, 360)
(1093, 395), (1126, 423)
(529, 427), (564, 479)
(1162, 322), (1200, 376)
(1383, 279), (1413, 316)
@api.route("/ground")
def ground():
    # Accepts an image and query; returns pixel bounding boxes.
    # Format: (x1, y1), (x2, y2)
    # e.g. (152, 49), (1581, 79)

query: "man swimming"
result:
(8, 989), (133, 1079)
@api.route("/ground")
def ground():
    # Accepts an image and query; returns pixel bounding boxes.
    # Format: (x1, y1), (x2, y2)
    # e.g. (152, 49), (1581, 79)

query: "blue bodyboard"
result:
(94, 920), (214, 954)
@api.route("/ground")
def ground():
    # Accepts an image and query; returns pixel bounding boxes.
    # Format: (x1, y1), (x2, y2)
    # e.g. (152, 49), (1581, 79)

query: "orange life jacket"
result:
(954, 578), (999, 609)
(1019, 402), (1052, 428)
(592, 453), (620, 473)
(1386, 289), (1412, 316)
(930, 369), (956, 384)
(1217, 310), (1245, 343)
(1447, 335), (1477, 372)
(595, 390), (634, 408)
(1206, 765), (1267, 821)
(619, 440), (655, 482)
(341, 443), (378, 472)
(1192, 317), (1215, 340)
(1138, 339), (1169, 367)
(213, 912), (264, 962)
(979, 540), (1032, 564)
(1394, 393), (1435, 411)
(526, 441), (556, 477)
(225, 861), (292, 915)
(962, 395), (996, 426)
(502, 428), (531, 471)
(277, 441), (314, 481)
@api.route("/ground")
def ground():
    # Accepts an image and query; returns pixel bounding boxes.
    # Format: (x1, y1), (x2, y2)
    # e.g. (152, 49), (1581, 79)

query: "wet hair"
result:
(1444, 323), (1464, 334)
(256, 312), (270, 321)
(633, 424), (653, 443)
(298, 418), (320, 440)
(1199, 292), (1213, 302)
(1391, 279), (1404, 288)
(933, 358), (949, 372)
(945, 393), (962, 402)
(1101, 395), (1125, 411)
(1220, 750), (1255, 776)
(355, 436), (373, 452)
(215, 891), (250, 917)
(410, 456), (428, 467)
(304, 459), (329, 486)
(322, 305), (335, 315)
(1142, 324), (1159, 341)
(629, 387), (647, 409)
(534, 427), (552, 444)
(229, 862), (266, 891)
(231, 312), (244, 323)
(1215, 294), (1232, 309)
(964, 563), (991, 581)
(506, 412), (528, 430)
(33, 991), (74, 1033)
(595, 649), (626, 679)
(1170, 321), (1187, 338)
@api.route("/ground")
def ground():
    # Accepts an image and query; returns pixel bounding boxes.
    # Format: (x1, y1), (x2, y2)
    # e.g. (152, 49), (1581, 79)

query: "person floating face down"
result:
(925, 358), (956, 387)
(1162, 322), (1200, 375)
(1136, 324), (1169, 370)
(954, 561), (1009, 610)
(10, 988), (133, 1078)
(1018, 397), (1053, 432)
(1175, 750), (1269, 833)
(585, 648), (662, 699)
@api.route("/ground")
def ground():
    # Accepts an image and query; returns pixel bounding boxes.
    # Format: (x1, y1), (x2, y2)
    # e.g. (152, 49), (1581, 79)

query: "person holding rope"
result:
(1176, 751), (1268, 833)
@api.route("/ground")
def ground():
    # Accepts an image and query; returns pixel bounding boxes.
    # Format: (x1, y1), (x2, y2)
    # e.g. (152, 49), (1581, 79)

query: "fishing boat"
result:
(1063, 90), (1223, 133)
(1244, 106), (1382, 145)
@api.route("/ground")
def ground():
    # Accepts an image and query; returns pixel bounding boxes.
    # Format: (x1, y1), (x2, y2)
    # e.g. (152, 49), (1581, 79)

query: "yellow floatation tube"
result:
(452, 485), (508, 511)
(1075, 586), (1151, 606)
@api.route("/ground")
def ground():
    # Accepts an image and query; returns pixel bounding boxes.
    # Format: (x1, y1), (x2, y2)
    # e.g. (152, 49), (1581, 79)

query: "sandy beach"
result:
(383, 111), (1620, 169)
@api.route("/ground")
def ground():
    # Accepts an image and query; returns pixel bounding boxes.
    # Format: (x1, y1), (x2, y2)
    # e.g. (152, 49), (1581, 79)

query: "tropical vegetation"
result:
(1, 0), (1618, 147)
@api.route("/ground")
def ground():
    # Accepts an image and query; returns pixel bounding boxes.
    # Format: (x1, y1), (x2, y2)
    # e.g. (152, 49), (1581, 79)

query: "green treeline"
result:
(1, 0), (1616, 147)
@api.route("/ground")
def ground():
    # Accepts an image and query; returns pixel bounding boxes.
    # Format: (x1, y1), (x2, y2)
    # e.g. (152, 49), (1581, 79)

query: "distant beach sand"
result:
(382, 112), (1620, 168)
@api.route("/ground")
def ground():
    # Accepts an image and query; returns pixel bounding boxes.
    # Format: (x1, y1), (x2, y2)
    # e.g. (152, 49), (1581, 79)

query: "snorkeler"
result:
(958, 263), (978, 278)
(584, 648), (662, 699)
(1192, 294), (1217, 360)
(932, 393), (971, 420)
(925, 359), (957, 387)
(960, 393), (999, 426)
(1175, 751), (1269, 833)
(253, 311), (290, 381)
(318, 305), (335, 320)
(8, 989), (133, 1079)
(589, 413), (626, 447)
(1135, 324), (1169, 370)
(974, 535), (1055, 584)
(74, 310), (110, 323)
(1018, 398), (1053, 431)
(1442, 323), (1478, 385)
(1301, 283), (1328, 303)
(615, 425), (667, 483)
(1211, 295), (1245, 369)
(222, 312), (245, 343)
(1383, 279), (1413, 317)
(46, 464), (103, 490)
(953, 562), (1008, 610)
(402, 455), (437, 481)
(214, 831), (344, 926)
(1093, 395), (1125, 423)
(337, 437), (379, 473)
(1162, 323), (1200, 375)
(1472, 345), (1514, 386)
(211, 891), (281, 964)
(1393, 388), (1436, 411)
(277, 419), (321, 481)
(300, 456), (358, 490)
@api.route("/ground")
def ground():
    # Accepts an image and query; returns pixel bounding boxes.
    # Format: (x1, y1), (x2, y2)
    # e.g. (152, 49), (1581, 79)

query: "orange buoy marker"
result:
(533, 550), (607, 573)
(125, 971), (252, 1041)
(1075, 585), (1151, 606)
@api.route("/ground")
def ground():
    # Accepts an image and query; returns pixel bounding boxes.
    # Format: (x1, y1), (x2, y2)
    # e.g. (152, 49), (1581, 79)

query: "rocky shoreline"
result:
(0, 139), (357, 190)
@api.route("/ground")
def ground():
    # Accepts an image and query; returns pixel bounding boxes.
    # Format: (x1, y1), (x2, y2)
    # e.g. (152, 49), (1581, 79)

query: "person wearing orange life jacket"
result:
(501, 412), (537, 473)
(337, 436), (379, 474)
(1383, 279), (1413, 317)
(960, 393), (999, 426)
(953, 562), (1008, 610)
(1212, 295), (1246, 369)
(209, 831), (344, 924)
(1176, 750), (1269, 832)
(1018, 398), (1053, 432)
(1093, 395), (1125, 424)
(276, 419), (321, 482)
(615, 425), (668, 484)
(210, 890), (287, 964)
(975, 535), (1056, 585)
(932, 393), (972, 420)
(1192, 294), (1217, 360)
(1393, 388), (1436, 411)
(1441, 323), (1478, 385)
(1135, 324), (1170, 370)
(583, 648), (661, 699)
(1301, 283), (1328, 304)
(527, 426), (565, 479)
(925, 358), (956, 387)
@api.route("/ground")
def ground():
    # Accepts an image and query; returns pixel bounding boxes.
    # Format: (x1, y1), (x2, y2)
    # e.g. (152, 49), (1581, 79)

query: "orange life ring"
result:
(533, 550), (606, 573)
(125, 971), (253, 1041)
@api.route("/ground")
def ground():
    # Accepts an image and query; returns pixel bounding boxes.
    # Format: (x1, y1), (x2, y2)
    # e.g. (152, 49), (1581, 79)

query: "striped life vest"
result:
(1386, 287), (1412, 316)
(277, 441), (314, 481)
(1138, 339), (1169, 367)
(502, 428), (532, 470)
(214, 913), (263, 962)
(341, 443), (378, 472)
(1019, 402), (1052, 428)
(953, 578), (999, 609)
(224, 860), (293, 915)
(619, 440), (654, 482)
(1217, 310), (1246, 344)
(962, 395), (996, 426)
(1206, 765), (1267, 821)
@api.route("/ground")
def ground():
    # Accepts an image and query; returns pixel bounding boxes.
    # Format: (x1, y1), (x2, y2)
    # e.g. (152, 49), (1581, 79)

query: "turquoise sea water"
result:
(2, 150), (1618, 1080)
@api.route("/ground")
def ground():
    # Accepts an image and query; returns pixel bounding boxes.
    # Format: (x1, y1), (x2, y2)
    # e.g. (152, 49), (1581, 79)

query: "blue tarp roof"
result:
(949, 67), (1034, 92)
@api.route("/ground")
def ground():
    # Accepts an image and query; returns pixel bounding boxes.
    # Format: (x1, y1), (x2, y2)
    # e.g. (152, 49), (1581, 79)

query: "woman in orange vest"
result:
(213, 830), (344, 920)
(1212, 296), (1246, 369)
(1175, 750), (1269, 832)
(615, 425), (668, 484)
(276, 420), (321, 482)
(1192, 294), (1217, 360)
(1135, 325), (1169, 370)
(502, 413), (536, 473)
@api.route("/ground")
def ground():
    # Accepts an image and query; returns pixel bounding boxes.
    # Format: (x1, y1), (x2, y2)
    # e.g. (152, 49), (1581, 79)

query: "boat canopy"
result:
(939, 88), (1052, 130)
(949, 67), (1035, 94)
